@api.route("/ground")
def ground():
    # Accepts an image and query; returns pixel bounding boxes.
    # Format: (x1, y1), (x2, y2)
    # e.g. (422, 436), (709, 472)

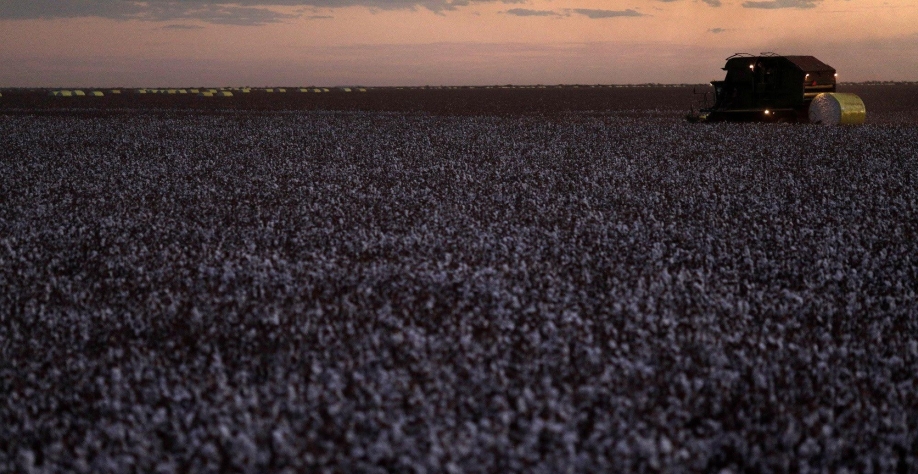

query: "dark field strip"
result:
(1, 86), (694, 116)
(2, 84), (917, 122)
(1, 111), (917, 472)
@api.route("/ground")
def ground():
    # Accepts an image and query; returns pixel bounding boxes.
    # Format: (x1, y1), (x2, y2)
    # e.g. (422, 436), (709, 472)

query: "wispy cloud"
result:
(708, 27), (726, 33)
(742, 0), (821, 9)
(0, 1), (300, 25)
(655, 0), (720, 5)
(0, 0), (527, 24)
(504, 8), (648, 19)
(162, 24), (205, 29)
(504, 8), (562, 16)
(570, 8), (645, 18)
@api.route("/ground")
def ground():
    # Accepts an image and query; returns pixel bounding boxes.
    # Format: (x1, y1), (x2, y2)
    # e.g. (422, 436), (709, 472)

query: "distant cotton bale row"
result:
(137, 89), (194, 94)
(134, 88), (247, 95)
(292, 88), (366, 92)
(42, 86), (369, 99)
(49, 90), (104, 97)
(198, 91), (233, 97)
(809, 93), (866, 125)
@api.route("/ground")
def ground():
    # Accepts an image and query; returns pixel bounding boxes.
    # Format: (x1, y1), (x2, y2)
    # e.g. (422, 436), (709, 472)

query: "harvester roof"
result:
(722, 54), (835, 75)
(783, 56), (835, 75)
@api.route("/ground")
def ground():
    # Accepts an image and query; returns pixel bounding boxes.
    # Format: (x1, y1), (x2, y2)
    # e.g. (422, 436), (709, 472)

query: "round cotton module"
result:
(809, 93), (866, 125)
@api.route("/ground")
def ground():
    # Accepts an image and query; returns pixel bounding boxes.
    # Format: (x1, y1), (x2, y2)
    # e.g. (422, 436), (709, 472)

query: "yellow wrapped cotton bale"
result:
(809, 93), (866, 125)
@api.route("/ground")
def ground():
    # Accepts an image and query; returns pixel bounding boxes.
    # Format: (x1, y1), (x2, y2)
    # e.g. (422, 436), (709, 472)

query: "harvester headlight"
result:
(764, 109), (771, 115)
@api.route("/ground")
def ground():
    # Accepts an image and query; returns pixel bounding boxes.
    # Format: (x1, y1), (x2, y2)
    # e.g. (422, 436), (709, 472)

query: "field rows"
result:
(2, 109), (917, 472)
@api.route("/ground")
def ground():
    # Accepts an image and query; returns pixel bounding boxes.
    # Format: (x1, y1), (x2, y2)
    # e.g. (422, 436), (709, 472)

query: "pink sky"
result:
(0, 0), (915, 86)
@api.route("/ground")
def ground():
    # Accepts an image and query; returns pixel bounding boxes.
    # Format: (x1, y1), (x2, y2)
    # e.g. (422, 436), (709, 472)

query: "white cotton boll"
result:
(17, 450), (36, 474)
(659, 436), (673, 455)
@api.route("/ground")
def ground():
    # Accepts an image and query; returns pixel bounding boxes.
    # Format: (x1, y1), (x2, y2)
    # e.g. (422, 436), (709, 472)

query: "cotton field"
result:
(1, 106), (917, 473)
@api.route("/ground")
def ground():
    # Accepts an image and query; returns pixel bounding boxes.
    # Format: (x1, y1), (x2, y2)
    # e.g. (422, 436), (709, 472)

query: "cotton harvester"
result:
(687, 53), (865, 124)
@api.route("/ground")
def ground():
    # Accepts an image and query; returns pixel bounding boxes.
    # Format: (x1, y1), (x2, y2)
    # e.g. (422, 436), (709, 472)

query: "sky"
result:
(0, 0), (915, 86)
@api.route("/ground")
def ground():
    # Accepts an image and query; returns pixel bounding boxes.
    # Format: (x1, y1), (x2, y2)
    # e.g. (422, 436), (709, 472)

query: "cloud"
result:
(0, 0), (528, 23)
(0, 1), (300, 25)
(307, 14), (334, 18)
(742, 0), (821, 8)
(570, 8), (644, 19)
(708, 27), (726, 33)
(162, 24), (205, 29)
(174, 5), (301, 25)
(504, 8), (562, 16)
(657, 0), (721, 4)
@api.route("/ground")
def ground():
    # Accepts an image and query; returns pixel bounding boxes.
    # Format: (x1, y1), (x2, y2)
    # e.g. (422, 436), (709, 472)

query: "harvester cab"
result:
(687, 53), (865, 124)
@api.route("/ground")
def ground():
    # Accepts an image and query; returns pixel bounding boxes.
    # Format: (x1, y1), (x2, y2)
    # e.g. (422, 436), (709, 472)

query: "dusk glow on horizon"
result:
(1, 0), (915, 87)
